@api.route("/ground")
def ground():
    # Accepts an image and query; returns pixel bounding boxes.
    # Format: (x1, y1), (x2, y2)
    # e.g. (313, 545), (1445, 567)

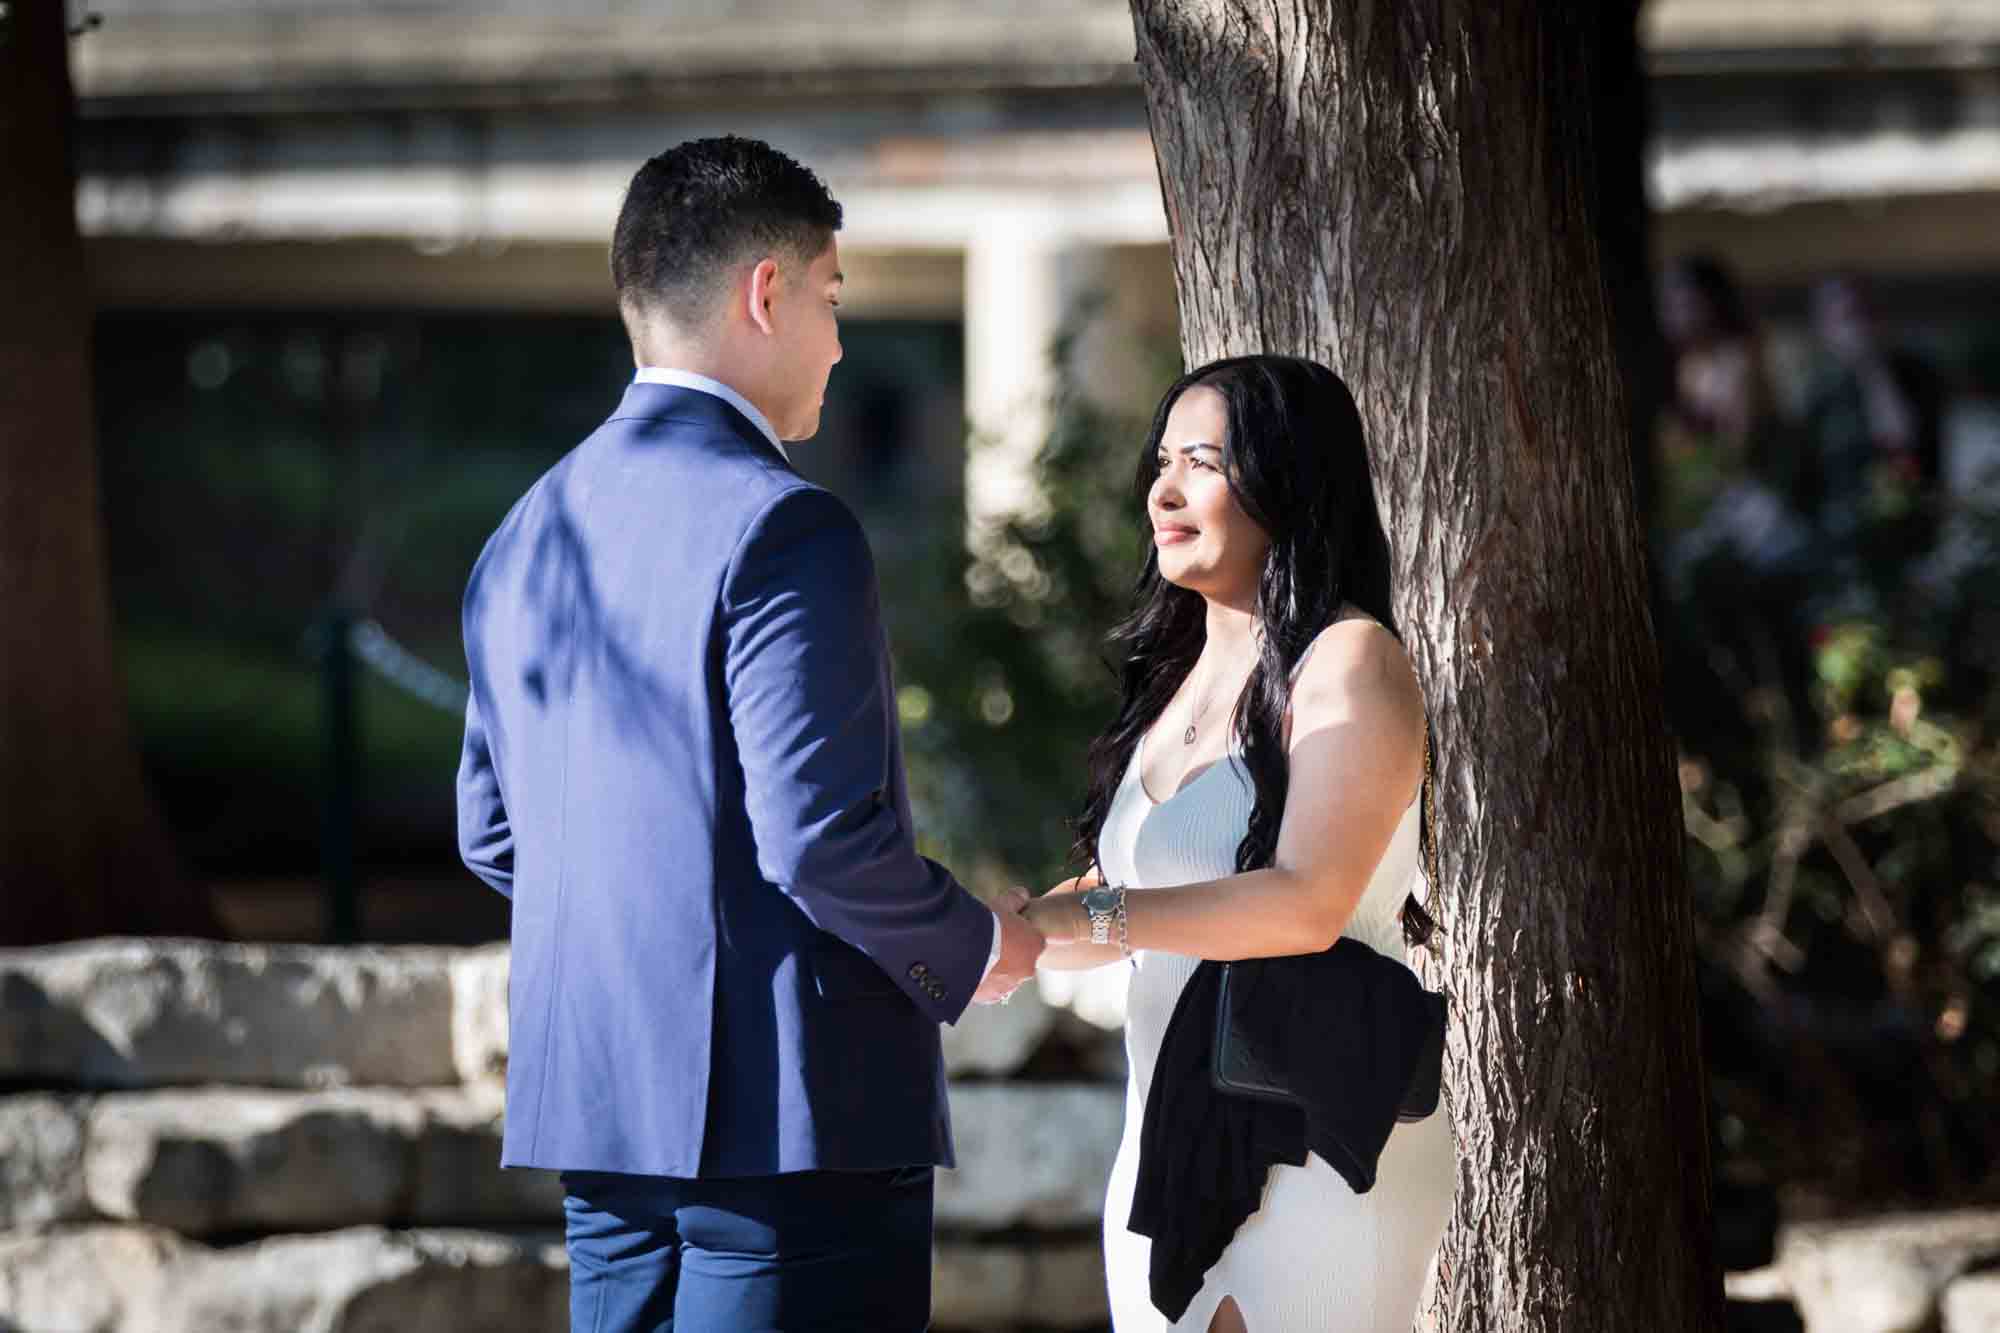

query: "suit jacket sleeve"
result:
(456, 690), (515, 899)
(721, 485), (994, 1023)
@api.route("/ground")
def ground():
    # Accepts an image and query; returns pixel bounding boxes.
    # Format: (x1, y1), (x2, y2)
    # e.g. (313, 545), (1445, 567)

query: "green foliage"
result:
(1681, 530), (2000, 1208)
(876, 300), (1177, 892)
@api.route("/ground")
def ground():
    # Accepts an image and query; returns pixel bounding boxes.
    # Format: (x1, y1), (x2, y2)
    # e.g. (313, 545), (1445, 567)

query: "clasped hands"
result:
(969, 882), (1095, 1005)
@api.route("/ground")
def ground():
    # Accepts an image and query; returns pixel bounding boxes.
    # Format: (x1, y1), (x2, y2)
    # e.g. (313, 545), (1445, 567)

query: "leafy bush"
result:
(1680, 519), (2000, 1210)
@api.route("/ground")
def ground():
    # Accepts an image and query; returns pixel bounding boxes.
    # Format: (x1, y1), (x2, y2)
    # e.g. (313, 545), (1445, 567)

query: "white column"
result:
(962, 217), (1077, 541)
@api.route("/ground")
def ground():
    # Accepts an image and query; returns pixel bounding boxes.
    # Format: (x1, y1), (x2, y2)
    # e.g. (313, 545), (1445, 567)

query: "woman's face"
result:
(1147, 384), (1272, 603)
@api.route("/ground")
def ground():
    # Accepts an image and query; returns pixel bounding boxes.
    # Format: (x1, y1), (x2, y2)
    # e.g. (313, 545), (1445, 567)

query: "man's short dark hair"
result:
(611, 136), (843, 328)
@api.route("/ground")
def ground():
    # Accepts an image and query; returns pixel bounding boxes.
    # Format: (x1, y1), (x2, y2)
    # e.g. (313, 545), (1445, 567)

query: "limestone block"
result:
(0, 938), (460, 1088)
(0, 1224), (189, 1333)
(1779, 1209), (2000, 1333)
(81, 1086), (559, 1234)
(1722, 1264), (1804, 1333)
(410, 1084), (563, 1224)
(450, 945), (510, 1086)
(1056, 1006), (1130, 1080)
(156, 1226), (567, 1333)
(1944, 1272), (2000, 1333)
(1725, 1266), (1794, 1302)
(933, 1238), (1109, 1331)
(0, 1095), (92, 1229)
(85, 1087), (424, 1235)
(942, 978), (1060, 1076)
(938, 1083), (1122, 1229)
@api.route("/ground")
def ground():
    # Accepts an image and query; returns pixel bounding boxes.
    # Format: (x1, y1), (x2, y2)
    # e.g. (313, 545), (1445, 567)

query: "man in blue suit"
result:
(456, 136), (1046, 1332)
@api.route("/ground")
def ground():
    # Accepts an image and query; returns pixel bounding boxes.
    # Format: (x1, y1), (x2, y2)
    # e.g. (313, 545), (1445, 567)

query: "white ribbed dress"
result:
(1096, 716), (1457, 1331)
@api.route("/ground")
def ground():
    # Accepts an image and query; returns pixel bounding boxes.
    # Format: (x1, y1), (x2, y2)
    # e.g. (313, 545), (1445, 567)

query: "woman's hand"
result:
(1023, 869), (1130, 970)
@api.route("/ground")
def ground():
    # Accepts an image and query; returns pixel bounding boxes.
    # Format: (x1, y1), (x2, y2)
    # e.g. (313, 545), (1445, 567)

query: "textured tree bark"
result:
(0, 2), (219, 943)
(1129, 2), (1720, 1329)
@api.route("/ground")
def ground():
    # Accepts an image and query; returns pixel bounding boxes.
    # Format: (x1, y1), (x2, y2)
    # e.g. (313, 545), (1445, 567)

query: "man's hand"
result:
(972, 887), (1046, 1004)
(1022, 892), (1087, 945)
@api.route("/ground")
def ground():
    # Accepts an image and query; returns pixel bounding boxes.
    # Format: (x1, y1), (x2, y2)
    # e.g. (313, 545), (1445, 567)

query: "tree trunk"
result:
(1129, 2), (1720, 1329)
(0, 0), (220, 944)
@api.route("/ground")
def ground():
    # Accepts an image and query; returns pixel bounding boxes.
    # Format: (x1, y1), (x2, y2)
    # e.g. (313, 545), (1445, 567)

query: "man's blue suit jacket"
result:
(456, 381), (995, 1178)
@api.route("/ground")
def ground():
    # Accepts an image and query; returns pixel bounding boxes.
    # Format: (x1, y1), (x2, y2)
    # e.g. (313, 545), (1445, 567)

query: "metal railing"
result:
(313, 610), (469, 943)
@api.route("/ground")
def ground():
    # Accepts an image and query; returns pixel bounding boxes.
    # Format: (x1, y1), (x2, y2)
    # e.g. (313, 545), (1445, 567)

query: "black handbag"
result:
(1211, 725), (1447, 1123)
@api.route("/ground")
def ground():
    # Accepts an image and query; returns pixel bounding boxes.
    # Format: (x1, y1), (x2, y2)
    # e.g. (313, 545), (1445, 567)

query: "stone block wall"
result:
(0, 939), (1132, 1333)
(12, 940), (1998, 1333)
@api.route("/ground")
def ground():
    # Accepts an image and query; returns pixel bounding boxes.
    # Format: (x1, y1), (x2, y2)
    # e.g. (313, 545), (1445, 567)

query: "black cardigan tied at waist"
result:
(1125, 941), (1446, 1321)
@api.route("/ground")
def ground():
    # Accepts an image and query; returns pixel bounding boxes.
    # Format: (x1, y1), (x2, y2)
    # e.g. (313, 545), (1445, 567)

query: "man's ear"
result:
(746, 258), (780, 336)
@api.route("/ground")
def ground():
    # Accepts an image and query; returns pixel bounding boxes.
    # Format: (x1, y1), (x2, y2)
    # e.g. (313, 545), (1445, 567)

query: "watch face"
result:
(1081, 887), (1118, 915)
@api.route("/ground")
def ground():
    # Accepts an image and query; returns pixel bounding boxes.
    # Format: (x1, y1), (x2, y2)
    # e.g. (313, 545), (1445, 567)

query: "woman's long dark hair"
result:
(1071, 354), (1436, 948)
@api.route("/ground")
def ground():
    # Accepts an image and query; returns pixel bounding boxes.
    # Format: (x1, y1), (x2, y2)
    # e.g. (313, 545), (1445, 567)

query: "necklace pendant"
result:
(1182, 724), (1197, 746)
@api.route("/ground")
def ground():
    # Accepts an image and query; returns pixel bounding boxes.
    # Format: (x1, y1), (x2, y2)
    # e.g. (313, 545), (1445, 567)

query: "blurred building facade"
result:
(75, 0), (2000, 496)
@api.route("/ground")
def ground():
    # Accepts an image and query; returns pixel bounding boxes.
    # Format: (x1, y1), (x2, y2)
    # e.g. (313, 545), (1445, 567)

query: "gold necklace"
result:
(1181, 659), (1235, 746)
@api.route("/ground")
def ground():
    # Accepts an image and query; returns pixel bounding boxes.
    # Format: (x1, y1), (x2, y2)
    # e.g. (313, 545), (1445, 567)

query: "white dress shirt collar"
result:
(633, 367), (788, 462)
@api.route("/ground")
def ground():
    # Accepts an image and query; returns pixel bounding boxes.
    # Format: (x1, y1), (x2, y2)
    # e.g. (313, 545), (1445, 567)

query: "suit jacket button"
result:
(908, 963), (926, 980)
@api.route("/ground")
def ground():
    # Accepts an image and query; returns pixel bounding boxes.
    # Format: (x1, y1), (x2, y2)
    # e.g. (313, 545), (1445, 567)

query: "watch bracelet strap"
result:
(1081, 859), (1132, 956)
(1084, 880), (1130, 953)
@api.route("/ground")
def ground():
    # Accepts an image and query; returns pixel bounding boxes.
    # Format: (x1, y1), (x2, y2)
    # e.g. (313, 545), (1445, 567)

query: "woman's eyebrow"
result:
(1177, 440), (1222, 455)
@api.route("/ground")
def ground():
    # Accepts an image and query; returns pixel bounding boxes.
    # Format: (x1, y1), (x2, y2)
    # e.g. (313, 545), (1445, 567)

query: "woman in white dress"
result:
(1025, 355), (1456, 1333)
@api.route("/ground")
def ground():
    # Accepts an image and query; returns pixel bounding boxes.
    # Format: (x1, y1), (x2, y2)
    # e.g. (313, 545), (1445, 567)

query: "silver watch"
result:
(1079, 885), (1124, 947)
